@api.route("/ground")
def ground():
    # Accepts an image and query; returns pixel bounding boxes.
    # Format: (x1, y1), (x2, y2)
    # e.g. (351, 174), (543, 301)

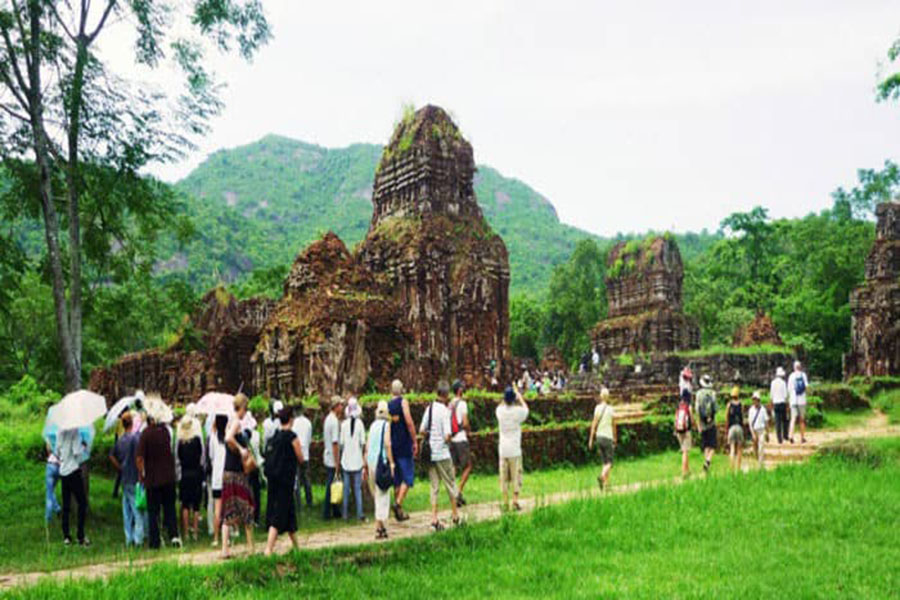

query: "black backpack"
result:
(264, 430), (296, 485)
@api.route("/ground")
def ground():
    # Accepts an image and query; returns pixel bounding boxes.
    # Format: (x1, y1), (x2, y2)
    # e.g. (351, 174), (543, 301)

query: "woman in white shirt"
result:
(208, 414), (228, 547)
(365, 401), (394, 539)
(340, 397), (367, 521)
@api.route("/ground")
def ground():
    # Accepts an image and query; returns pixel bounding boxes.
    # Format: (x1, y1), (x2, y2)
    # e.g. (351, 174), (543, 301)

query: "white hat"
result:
(346, 397), (361, 418)
(752, 391), (761, 400)
(375, 400), (390, 420)
(599, 386), (610, 399)
(776, 366), (786, 377)
(700, 375), (713, 388)
(273, 400), (284, 414)
(793, 360), (802, 370)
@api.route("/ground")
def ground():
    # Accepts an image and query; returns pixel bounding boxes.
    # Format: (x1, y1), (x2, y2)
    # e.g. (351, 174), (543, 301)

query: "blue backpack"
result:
(794, 375), (806, 396)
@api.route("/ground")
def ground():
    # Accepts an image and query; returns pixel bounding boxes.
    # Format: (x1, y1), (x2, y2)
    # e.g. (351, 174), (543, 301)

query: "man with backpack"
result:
(787, 361), (810, 444)
(674, 388), (693, 478)
(588, 387), (616, 490)
(694, 375), (718, 474)
(449, 380), (472, 506)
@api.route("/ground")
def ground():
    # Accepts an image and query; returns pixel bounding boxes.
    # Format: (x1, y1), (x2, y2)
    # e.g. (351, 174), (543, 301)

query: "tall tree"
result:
(0, 1), (269, 390)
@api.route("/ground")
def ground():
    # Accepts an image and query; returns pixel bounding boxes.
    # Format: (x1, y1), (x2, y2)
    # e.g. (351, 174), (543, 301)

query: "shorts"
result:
(675, 431), (692, 452)
(450, 441), (472, 470)
(499, 456), (523, 496)
(727, 425), (744, 446)
(428, 459), (458, 505)
(393, 456), (415, 489)
(701, 428), (717, 450)
(596, 436), (614, 465)
(791, 404), (807, 420)
(212, 489), (222, 499)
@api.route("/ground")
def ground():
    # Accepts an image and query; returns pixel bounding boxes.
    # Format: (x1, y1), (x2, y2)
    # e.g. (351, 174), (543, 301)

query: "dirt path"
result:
(2, 413), (897, 591)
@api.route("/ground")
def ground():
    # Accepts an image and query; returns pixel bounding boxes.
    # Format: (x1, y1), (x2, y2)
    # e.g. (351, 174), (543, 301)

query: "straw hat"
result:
(177, 415), (202, 441)
(375, 400), (390, 420)
(145, 395), (173, 424)
(776, 366), (786, 378)
(700, 375), (713, 388)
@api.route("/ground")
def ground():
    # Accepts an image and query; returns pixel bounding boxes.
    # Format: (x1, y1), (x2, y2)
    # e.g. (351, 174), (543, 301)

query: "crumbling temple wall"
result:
(89, 290), (275, 403)
(592, 236), (699, 357)
(358, 105), (510, 390)
(733, 313), (783, 348)
(845, 202), (900, 378)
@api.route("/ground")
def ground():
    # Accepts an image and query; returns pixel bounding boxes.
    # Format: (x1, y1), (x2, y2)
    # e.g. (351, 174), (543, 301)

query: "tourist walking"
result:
(44, 440), (62, 522)
(497, 385), (529, 511)
(419, 381), (460, 530)
(58, 427), (90, 546)
(788, 361), (810, 444)
(136, 398), (181, 550)
(449, 380), (473, 506)
(109, 411), (143, 547)
(262, 400), (283, 451)
(388, 380), (417, 521)
(176, 404), (204, 541)
(588, 387), (616, 490)
(726, 386), (744, 473)
(208, 414), (228, 547)
(769, 367), (789, 444)
(679, 366), (693, 397)
(674, 388), (693, 478)
(263, 405), (304, 556)
(748, 392), (769, 466)
(695, 375), (718, 474)
(291, 405), (314, 510)
(221, 394), (255, 558)
(340, 397), (367, 521)
(366, 401), (395, 539)
(322, 396), (344, 520)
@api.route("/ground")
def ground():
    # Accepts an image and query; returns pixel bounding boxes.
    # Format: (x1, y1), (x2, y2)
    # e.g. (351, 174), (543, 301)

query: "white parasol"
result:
(195, 392), (235, 416)
(45, 390), (107, 432)
(103, 392), (144, 433)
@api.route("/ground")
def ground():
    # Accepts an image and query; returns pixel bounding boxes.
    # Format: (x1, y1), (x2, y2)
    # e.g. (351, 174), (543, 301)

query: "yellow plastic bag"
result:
(330, 479), (343, 505)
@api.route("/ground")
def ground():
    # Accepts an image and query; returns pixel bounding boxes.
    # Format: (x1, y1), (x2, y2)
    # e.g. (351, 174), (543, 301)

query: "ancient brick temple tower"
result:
(844, 202), (900, 378)
(358, 105), (510, 388)
(592, 236), (699, 357)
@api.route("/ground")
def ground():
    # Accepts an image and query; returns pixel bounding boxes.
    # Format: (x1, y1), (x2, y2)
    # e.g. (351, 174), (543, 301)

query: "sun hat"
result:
(731, 386), (740, 399)
(752, 391), (761, 401)
(700, 375), (713, 388)
(177, 414), (202, 441)
(600, 386), (610, 399)
(145, 395), (173, 424)
(776, 366), (786, 378)
(391, 380), (404, 396)
(346, 397), (361, 418)
(272, 400), (284, 415)
(504, 386), (516, 403)
(375, 401), (390, 420)
(331, 395), (345, 409)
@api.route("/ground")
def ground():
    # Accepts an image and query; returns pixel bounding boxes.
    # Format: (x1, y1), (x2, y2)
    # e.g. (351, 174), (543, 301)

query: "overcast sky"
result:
(104, 1), (900, 236)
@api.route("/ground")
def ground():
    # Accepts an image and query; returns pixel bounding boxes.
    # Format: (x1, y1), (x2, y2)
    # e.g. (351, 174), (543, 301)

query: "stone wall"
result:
(845, 202), (900, 378)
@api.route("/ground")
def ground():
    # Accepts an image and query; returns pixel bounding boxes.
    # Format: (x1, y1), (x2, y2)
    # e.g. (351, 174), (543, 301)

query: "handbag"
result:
(375, 424), (393, 491)
(330, 479), (343, 504)
(420, 403), (433, 464)
(135, 483), (147, 511)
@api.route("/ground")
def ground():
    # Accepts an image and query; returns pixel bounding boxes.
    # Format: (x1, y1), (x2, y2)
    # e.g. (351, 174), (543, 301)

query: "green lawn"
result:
(10, 437), (900, 599)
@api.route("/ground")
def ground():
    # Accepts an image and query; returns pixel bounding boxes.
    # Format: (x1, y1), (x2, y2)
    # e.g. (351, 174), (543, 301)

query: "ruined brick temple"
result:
(845, 202), (900, 378)
(91, 105), (510, 401)
(592, 236), (700, 357)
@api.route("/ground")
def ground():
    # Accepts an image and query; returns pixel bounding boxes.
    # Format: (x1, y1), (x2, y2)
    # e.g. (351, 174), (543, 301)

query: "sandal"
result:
(430, 521), (445, 532)
(376, 528), (389, 540)
(512, 502), (522, 512)
(452, 516), (462, 527)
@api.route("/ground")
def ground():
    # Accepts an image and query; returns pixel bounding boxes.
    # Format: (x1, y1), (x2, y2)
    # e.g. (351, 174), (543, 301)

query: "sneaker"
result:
(171, 537), (183, 549)
(78, 538), (91, 548)
(63, 537), (72, 546)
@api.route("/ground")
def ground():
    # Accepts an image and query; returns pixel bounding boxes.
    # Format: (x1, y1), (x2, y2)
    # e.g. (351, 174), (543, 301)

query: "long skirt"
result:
(266, 480), (297, 534)
(221, 471), (255, 528)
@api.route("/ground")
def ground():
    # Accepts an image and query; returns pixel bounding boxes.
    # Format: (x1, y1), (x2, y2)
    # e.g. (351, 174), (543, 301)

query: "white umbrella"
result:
(103, 394), (140, 432)
(45, 390), (107, 432)
(195, 392), (235, 416)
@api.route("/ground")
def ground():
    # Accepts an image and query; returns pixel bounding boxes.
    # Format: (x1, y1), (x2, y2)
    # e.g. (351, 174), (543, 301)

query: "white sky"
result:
(102, 1), (900, 236)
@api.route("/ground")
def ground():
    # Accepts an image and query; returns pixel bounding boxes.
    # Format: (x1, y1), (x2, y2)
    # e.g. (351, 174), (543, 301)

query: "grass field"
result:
(8, 437), (899, 599)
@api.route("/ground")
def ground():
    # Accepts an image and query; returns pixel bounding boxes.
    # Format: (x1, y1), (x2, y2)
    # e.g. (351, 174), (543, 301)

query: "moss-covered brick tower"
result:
(359, 105), (511, 389)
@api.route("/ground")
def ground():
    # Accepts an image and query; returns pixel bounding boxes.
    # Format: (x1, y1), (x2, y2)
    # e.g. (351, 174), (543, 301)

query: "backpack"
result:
(374, 424), (392, 492)
(675, 401), (692, 433)
(450, 401), (462, 436)
(697, 390), (716, 427)
(794, 375), (806, 396)
(264, 431), (296, 486)
(420, 404), (433, 463)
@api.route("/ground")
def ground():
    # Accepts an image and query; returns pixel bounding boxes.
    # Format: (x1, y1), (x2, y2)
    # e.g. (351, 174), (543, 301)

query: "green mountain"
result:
(170, 134), (599, 295)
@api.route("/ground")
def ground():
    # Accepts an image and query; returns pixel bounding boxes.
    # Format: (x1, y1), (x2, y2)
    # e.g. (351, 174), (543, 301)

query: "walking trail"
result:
(2, 412), (897, 591)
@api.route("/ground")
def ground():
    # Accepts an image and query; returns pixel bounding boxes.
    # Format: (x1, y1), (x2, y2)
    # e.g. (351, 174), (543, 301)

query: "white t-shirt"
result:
(291, 415), (312, 463)
(323, 412), (340, 468)
(339, 417), (367, 472)
(208, 435), (226, 491)
(419, 401), (452, 462)
(787, 371), (809, 406)
(748, 405), (769, 432)
(496, 403), (529, 459)
(450, 398), (468, 443)
(770, 377), (788, 404)
(593, 402), (615, 440)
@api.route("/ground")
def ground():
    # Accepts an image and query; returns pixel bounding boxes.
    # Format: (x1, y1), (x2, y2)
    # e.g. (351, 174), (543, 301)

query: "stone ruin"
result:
(592, 236), (699, 357)
(733, 313), (783, 348)
(844, 202), (900, 378)
(89, 288), (275, 404)
(92, 105), (510, 401)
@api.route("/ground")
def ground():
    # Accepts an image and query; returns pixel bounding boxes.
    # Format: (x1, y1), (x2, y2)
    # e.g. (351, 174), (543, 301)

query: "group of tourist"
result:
(673, 360), (810, 477)
(517, 368), (566, 395)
